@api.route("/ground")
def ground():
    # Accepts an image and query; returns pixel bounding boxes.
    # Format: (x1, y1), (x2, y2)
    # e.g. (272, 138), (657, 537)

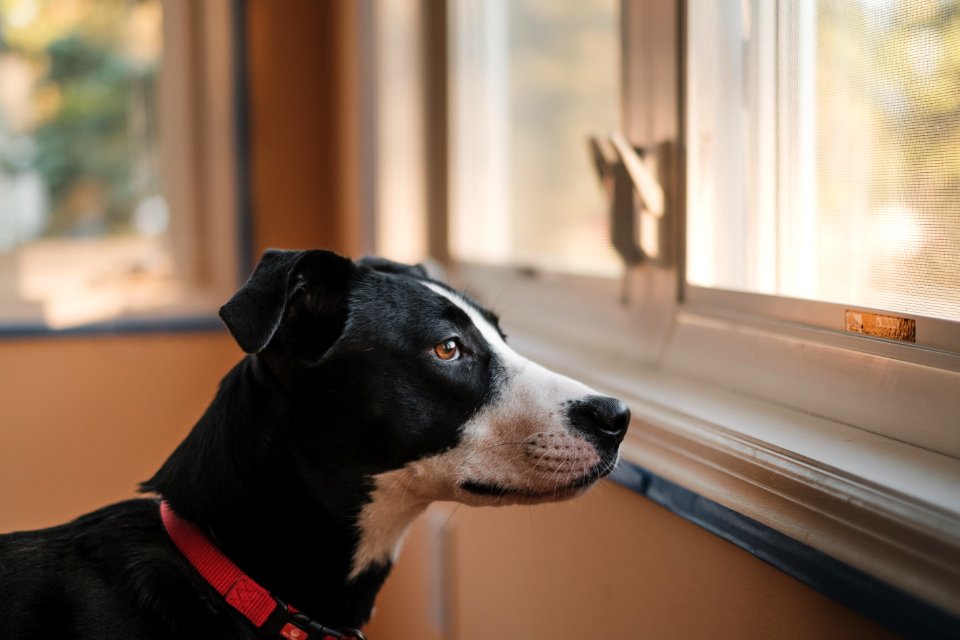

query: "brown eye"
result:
(433, 338), (461, 361)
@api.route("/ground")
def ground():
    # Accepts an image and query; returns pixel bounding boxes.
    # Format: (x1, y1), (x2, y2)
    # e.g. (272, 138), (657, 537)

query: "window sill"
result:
(451, 263), (960, 618)
(0, 314), (225, 339)
(0, 235), (238, 337)
(513, 328), (960, 617)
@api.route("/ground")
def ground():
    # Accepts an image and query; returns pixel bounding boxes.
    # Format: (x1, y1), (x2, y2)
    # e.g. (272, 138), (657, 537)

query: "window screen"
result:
(687, 0), (960, 322)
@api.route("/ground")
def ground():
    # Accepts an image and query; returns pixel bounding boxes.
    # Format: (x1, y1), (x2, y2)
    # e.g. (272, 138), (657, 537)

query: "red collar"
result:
(159, 501), (366, 640)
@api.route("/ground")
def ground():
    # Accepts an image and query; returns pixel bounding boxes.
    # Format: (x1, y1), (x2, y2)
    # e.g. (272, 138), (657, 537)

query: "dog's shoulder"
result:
(0, 499), (253, 639)
(0, 499), (161, 563)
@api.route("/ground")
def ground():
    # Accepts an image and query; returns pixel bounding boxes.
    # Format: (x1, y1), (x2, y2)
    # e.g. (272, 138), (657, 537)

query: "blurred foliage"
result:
(818, 0), (960, 308)
(0, 0), (161, 238)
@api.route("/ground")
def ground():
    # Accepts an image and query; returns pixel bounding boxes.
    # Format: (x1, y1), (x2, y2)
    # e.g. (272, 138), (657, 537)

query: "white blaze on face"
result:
(349, 281), (607, 580)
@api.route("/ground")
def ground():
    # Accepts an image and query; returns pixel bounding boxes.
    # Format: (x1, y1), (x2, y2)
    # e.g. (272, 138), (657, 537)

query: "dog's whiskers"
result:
(459, 440), (529, 466)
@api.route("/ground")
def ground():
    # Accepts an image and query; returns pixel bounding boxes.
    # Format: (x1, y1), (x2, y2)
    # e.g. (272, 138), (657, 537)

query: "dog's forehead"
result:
(341, 270), (499, 347)
(419, 281), (505, 345)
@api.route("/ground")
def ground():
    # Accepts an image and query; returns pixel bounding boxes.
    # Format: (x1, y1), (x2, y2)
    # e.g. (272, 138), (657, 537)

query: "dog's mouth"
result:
(460, 462), (614, 500)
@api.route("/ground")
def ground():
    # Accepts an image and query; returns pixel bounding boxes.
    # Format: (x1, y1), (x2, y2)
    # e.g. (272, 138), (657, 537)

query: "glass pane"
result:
(0, 0), (169, 327)
(449, 0), (620, 277)
(687, 0), (960, 322)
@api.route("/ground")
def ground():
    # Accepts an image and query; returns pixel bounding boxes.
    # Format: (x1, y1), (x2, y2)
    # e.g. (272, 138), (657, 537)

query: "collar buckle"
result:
(288, 611), (367, 640)
(263, 600), (367, 640)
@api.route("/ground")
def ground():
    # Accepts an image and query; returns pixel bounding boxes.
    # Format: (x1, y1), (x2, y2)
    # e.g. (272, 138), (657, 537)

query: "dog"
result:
(0, 249), (629, 639)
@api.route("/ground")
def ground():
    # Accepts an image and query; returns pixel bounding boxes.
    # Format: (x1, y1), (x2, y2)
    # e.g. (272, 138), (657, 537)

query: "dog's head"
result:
(220, 249), (629, 513)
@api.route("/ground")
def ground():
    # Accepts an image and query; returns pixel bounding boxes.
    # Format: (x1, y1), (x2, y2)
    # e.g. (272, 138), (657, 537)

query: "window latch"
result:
(588, 134), (672, 300)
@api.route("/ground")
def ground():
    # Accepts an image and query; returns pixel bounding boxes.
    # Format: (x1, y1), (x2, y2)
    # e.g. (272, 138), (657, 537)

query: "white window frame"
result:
(402, 0), (960, 617)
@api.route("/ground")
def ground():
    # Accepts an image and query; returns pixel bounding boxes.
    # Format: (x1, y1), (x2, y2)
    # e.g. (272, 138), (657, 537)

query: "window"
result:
(680, 0), (960, 453)
(688, 0), (960, 322)
(0, 0), (240, 331)
(369, 0), (960, 623)
(448, 0), (620, 277)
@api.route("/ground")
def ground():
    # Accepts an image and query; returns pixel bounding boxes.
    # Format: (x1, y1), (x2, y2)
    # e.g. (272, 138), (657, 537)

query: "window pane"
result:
(449, 0), (620, 277)
(687, 0), (960, 322)
(0, 0), (169, 327)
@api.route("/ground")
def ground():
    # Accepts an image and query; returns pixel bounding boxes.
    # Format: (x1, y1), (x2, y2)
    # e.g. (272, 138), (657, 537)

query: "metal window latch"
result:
(588, 134), (671, 304)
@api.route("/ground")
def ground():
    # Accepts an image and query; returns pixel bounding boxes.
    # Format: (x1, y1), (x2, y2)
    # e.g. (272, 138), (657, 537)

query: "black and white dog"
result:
(0, 250), (629, 639)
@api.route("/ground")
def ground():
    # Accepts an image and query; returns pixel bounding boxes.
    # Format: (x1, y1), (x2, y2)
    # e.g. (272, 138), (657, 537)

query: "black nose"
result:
(567, 395), (631, 442)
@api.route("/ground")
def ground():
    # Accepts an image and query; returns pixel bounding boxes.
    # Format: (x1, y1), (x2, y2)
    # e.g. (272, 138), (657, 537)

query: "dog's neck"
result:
(143, 356), (417, 630)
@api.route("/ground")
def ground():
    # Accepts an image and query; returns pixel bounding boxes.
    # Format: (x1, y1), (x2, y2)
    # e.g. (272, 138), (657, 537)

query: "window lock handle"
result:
(589, 133), (670, 259)
(610, 133), (665, 220)
(588, 135), (644, 267)
(588, 134), (672, 304)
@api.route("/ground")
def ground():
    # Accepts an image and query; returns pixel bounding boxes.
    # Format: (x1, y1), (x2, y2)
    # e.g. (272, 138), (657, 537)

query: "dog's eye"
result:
(433, 338), (461, 361)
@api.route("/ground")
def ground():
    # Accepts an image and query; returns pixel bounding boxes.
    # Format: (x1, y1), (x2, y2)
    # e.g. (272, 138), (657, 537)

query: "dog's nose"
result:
(567, 395), (631, 442)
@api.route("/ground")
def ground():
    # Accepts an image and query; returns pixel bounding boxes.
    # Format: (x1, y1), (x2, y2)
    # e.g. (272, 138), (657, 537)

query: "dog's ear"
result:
(357, 255), (428, 279)
(220, 249), (356, 355)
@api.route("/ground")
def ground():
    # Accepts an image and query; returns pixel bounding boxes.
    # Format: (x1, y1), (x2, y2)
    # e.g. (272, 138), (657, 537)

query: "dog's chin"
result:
(458, 464), (612, 506)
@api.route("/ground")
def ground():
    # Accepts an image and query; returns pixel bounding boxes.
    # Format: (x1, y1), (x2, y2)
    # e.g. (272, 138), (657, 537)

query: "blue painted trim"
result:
(610, 461), (959, 640)
(0, 316), (225, 341)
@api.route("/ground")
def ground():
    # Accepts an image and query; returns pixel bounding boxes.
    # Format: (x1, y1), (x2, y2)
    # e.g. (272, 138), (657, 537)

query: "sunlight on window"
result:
(688, 0), (960, 322)
(449, 0), (621, 278)
(0, 0), (172, 327)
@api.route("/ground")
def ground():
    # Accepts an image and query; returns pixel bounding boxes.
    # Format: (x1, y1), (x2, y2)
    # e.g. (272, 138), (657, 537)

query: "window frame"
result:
(368, 0), (960, 621)
(0, 0), (246, 336)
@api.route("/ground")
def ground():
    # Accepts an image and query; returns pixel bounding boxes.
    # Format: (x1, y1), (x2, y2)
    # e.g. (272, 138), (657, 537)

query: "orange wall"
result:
(366, 484), (895, 640)
(246, 0), (362, 256)
(0, 333), (239, 532)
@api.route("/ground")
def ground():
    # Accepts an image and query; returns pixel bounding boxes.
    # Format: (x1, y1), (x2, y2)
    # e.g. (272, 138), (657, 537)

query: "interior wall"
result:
(0, 334), (239, 532)
(245, 0), (363, 257)
(365, 482), (896, 640)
